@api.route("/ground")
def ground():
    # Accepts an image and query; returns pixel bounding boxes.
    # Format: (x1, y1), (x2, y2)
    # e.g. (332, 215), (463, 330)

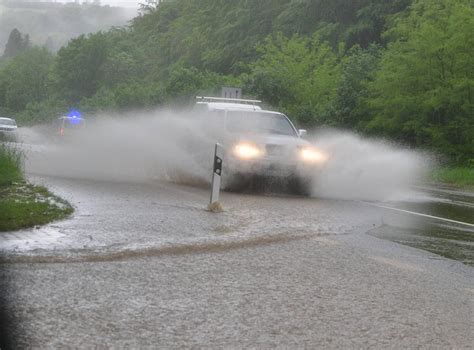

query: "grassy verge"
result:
(0, 144), (73, 232)
(429, 167), (474, 189)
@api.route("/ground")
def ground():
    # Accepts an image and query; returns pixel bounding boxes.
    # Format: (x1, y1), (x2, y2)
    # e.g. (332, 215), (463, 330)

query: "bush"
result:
(430, 167), (474, 188)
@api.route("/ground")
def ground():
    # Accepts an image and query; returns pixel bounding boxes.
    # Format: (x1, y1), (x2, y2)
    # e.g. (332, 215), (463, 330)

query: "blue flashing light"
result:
(66, 109), (83, 125)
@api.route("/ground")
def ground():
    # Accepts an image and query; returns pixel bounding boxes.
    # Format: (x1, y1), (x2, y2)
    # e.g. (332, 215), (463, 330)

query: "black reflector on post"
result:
(210, 143), (224, 206)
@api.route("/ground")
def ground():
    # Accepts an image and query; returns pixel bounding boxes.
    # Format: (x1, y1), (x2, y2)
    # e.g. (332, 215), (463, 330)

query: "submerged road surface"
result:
(1, 176), (473, 348)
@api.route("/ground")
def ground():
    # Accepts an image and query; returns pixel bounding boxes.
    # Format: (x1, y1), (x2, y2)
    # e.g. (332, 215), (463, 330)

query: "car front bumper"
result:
(226, 156), (320, 178)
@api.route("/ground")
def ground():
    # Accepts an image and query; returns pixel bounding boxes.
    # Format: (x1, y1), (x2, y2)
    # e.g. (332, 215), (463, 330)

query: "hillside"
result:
(0, 0), (472, 164)
(0, 1), (136, 51)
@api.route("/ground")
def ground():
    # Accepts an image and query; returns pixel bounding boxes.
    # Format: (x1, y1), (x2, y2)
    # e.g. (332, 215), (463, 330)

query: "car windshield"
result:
(226, 111), (296, 136)
(0, 118), (16, 126)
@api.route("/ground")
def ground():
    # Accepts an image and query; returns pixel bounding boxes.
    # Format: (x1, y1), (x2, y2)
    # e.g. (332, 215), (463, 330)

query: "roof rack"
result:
(196, 96), (262, 105)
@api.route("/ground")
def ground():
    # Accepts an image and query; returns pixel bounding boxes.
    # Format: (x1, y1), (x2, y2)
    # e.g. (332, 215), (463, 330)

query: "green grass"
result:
(0, 183), (74, 231)
(0, 144), (23, 186)
(430, 167), (474, 189)
(0, 144), (73, 231)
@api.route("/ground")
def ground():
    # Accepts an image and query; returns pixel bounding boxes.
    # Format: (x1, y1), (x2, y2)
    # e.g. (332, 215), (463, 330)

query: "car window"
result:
(0, 119), (16, 126)
(226, 112), (296, 136)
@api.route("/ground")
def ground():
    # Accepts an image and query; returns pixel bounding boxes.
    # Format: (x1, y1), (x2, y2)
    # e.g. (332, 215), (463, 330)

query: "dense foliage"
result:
(0, 0), (472, 164)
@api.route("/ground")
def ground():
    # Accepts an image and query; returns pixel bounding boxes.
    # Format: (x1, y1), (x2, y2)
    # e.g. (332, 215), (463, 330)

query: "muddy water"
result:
(1, 176), (473, 348)
(0, 176), (382, 260)
(1, 175), (472, 266)
(1, 177), (474, 265)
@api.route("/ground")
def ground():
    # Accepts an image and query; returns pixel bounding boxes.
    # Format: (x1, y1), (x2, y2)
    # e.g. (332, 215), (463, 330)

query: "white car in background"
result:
(194, 97), (327, 194)
(0, 117), (18, 142)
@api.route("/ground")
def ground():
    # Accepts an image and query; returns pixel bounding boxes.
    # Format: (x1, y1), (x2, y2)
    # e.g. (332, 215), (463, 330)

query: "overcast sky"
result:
(58, 1), (143, 8)
(99, 0), (141, 7)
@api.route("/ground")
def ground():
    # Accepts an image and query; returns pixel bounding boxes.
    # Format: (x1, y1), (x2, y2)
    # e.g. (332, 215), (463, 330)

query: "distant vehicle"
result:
(56, 115), (85, 137)
(194, 97), (328, 194)
(0, 117), (18, 142)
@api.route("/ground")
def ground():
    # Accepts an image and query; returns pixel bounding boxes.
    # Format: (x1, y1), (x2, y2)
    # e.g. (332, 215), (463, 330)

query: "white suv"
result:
(194, 97), (327, 194)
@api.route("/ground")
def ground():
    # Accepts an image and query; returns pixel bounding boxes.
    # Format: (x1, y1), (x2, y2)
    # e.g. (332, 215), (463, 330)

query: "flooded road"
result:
(1, 176), (473, 348)
(366, 185), (474, 266)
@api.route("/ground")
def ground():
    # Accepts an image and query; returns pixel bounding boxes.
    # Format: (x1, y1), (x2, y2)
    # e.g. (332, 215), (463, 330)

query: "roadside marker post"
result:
(210, 143), (224, 206)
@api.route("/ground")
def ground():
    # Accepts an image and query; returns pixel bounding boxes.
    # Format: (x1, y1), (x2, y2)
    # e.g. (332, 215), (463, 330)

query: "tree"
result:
(330, 44), (381, 128)
(53, 33), (108, 102)
(0, 47), (54, 112)
(44, 37), (55, 52)
(2, 29), (29, 58)
(344, 0), (412, 48)
(365, 0), (474, 163)
(248, 33), (342, 126)
(164, 65), (222, 103)
(23, 34), (31, 50)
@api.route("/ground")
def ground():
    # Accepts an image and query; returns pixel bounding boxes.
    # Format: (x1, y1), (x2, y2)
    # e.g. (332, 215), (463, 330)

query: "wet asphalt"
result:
(1, 176), (473, 348)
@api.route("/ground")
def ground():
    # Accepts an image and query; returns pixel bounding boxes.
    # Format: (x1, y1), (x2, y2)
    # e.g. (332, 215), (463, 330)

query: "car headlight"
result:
(233, 142), (263, 159)
(299, 146), (328, 163)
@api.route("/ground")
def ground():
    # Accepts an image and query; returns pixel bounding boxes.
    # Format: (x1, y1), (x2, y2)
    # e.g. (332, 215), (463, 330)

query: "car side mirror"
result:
(298, 129), (307, 137)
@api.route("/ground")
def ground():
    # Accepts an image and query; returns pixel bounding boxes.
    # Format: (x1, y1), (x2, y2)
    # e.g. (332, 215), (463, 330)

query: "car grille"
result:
(265, 144), (286, 156)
